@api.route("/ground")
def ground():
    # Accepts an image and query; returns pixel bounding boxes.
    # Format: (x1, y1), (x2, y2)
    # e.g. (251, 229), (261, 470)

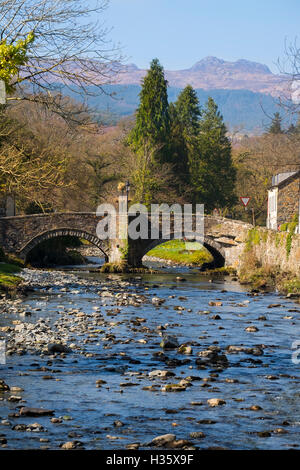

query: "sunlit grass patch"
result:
(0, 263), (23, 291)
(147, 240), (213, 265)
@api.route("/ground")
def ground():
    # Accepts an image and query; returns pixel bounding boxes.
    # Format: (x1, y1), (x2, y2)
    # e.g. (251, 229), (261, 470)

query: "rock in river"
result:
(149, 370), (175, 378)
(207, 398), (226, 407)
(149, 433), (176, 447)
(0, 380), (10, 391)
(47, 343), (71, 354)
(19, 407), (54, 417)
(160, 335), (179, 349)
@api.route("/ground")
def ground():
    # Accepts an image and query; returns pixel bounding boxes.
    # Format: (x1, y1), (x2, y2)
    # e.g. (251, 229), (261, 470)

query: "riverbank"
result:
(238, 247), (300, 296)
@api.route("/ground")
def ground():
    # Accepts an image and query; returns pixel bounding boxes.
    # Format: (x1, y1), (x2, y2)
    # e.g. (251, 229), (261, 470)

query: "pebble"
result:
(207, 398), (226, 407)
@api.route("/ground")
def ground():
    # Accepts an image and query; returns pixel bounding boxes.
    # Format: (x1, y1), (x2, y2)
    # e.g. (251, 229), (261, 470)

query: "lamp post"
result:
(125, 180), (130, 212)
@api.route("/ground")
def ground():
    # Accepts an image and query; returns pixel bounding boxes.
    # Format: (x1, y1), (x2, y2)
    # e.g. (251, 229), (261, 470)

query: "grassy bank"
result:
(146, 240), (213, 266)
(0, 262), (23, 292)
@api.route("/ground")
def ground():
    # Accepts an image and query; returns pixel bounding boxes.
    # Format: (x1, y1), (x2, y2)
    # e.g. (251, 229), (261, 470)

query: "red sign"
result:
(240, 197), (251, 207)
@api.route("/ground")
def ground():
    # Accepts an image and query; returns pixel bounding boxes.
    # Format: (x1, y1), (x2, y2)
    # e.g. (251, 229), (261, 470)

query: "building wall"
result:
(277, 176), (300, 227)
(267, 187), (278, 229)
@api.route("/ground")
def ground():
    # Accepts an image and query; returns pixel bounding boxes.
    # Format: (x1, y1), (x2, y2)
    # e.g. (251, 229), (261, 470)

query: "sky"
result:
(102, 0), (300, 73)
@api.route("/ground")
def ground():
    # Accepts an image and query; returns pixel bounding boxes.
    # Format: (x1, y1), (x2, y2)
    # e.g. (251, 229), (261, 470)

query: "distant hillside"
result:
(62, 84), (286, 132)
(114, 56), (286, 97)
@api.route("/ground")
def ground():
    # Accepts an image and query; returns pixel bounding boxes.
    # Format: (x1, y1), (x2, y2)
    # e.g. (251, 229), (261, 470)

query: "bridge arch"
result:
(140, 236), (225, 268)
(18, 228), (109, 261)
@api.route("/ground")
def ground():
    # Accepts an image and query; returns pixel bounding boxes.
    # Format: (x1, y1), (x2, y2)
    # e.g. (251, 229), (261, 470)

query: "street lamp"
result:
(125, 180), (130, 195)
(125, 181), (130, 212)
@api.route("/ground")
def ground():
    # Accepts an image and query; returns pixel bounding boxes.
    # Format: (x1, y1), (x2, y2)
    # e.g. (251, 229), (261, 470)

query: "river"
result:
(0, 257), (300, 450)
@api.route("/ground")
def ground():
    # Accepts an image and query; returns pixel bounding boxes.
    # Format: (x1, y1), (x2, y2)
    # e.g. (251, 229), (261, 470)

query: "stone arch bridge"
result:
(0, 212), (252, 269)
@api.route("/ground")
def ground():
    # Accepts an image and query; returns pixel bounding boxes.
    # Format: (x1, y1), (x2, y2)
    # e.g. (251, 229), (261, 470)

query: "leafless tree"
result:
(1, 0), (123, 121)
(277, 39), (300, 117)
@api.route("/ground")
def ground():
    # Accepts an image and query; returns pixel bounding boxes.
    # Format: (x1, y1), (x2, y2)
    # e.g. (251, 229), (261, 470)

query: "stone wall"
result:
(277, 175), (300, 226)
(237, 227), (300, 276)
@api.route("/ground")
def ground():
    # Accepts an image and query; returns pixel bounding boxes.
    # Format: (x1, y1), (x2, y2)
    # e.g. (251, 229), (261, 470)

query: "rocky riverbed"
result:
(0, 265), (300, 450)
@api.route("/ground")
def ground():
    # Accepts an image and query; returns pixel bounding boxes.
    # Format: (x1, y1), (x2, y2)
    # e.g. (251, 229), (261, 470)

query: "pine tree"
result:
(192, 97), (237, 211)
(169, 85), (201, 195)
(288, 113), (300, 134)
(268, 112), (283, 134)
(174, 85), (201, 138)
(128, 58), (170, 163)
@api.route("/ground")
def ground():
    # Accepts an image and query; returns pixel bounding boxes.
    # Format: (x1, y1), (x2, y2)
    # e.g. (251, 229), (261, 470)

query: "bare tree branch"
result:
(0, 0), (123, 120)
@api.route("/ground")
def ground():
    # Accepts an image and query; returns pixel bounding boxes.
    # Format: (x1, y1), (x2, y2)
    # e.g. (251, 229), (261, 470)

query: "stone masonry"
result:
(0, 212), (251, 268)
(1, 211), (298, 274)
(277, 173), (300, 226)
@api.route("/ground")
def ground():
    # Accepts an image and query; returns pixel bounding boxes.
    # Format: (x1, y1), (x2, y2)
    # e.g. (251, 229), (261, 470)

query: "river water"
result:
(0, 258), (300, 450)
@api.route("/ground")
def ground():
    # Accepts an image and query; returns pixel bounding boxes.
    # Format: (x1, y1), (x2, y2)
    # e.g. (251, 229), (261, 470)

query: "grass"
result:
(0, 262), (23, 291)
(277, 277), (300, 295)
(100, 262), (153, 273)
(147, 240), (213, 266)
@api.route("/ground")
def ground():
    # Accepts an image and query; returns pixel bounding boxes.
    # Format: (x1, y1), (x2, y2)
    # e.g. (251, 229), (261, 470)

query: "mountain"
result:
(62, 84), (287, 133)
(57, 57), (291, 132)
(114, 56), (285, 96)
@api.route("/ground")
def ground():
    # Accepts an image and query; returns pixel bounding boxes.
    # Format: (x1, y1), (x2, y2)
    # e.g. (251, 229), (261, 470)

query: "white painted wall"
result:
(267, 188), (278, 230)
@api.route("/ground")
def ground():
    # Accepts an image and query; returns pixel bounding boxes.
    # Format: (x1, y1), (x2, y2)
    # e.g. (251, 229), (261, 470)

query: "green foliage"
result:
(127, 62), (237, 208)
(127, 59), (176, 204)
(119, 240), (129, 260)
(169, 86), (202, 193)
(280, 223), (288, 232)
(0, 32), (34, 93)
(286, 231), (295, 258)
(0, 262), (22, 274)
(246, 227), (261, 250)
(174, 85), (201, 138)
(128, 59), (170, 162)
(191, 97), (237, 210)
(279, 214), (298, 258)
(280, 278), (300, 294)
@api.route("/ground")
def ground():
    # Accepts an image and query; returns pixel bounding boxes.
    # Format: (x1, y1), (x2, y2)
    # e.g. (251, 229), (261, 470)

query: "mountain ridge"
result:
(115, 56), (285, 96)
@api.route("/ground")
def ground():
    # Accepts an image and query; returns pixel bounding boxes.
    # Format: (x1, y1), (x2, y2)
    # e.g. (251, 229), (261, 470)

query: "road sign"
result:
(240, 197), (251, 207)
(0, 80), (6, 104)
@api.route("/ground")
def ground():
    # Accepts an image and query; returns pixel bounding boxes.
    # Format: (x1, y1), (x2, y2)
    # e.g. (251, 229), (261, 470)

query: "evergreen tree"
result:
(174, 85), (201, 138)
(128, 58), (170, 163)
(268, 112), (283, 134)
(287, 113), (300, 134)
(192, 97), (237, 211)
(169, 85), (201, 195)
(169, 102), (189, 176)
